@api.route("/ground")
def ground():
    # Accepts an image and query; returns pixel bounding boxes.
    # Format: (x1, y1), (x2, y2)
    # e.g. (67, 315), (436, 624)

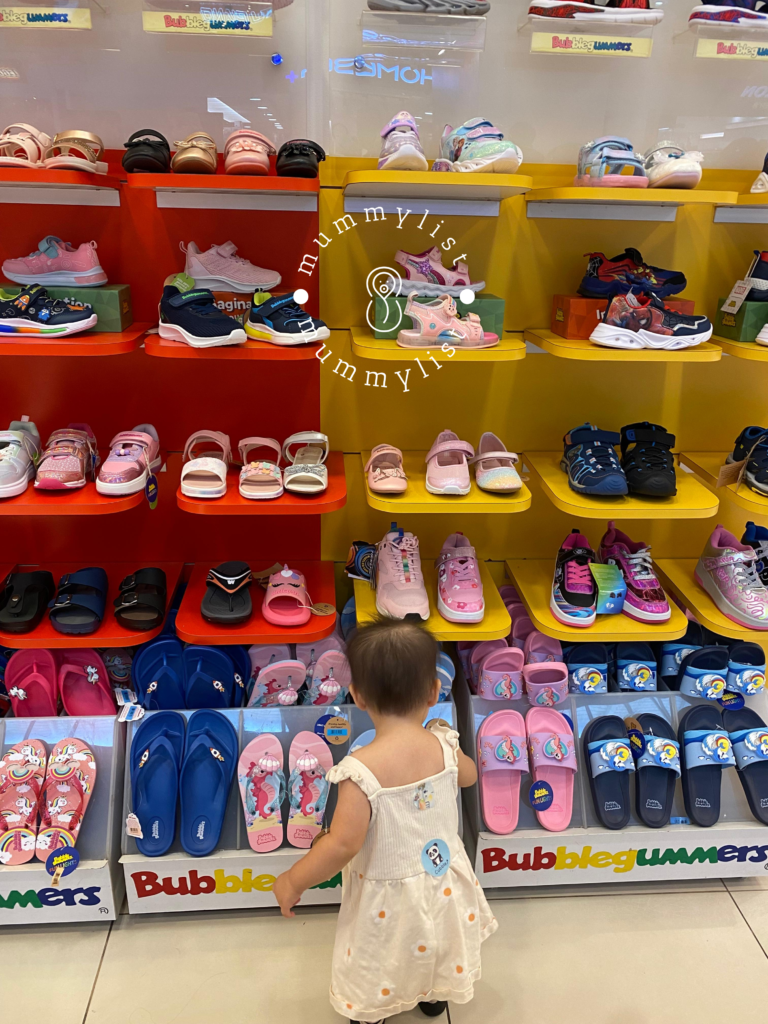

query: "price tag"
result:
(118, 703), (145, 723)
(314, 714), (350, 746)
(719, 691), (746, 710)
(529, 780), (554, 812)
(145, 474), (159, 509)
(114, 688), (137, 706)
(721, 280), (752, 315)
(126, 812), (144, 839)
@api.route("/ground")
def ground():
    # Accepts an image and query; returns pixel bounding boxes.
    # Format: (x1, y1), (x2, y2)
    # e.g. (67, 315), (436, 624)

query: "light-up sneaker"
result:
(599, 522), (670, 623)
(2, 236), (107, 287)
(689, 2), (768, 28)
(181, 241), (281, 294)
(375, 525), (430, 621)
(695, 525), (768, 630)
(551, 530), (597, 628)
(436, 532), (484, 624)
(0, 285), (97, 336)
(434, 118), (523, 174)
(378, 112), (428, 172)
(590, 292), (712, 350)
(529, 0), (663, 23)
(394, 246), (485, 297)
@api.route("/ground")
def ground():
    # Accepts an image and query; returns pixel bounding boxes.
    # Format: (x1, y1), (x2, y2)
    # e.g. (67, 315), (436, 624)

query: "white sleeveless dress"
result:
(326, 722), (497, 1022)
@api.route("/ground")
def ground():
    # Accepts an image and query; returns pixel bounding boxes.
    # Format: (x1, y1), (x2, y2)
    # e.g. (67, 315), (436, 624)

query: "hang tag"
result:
(114, 687), (137, 706)
(314, 713), (350, 745)
(126, 812), (144, 839)
(716, 459), (745, 488)
(46, 848), (79, 886)
(118, 703), (145, 722)
(310, 602), (336, 617)
(720, 280), (751, 315)
(345, 541), (376, 582)
(170, 272), (195, 293)
(145, 473), (159, 509)
(252, 562), (285, 586)
(626, 729), (646, 759)
(718, 691), (746, 710)
(529, 780), (554, 811)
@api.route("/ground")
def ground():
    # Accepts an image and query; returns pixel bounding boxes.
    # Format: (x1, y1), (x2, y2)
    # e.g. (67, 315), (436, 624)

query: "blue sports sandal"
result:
(574, 136), (648, 189)
(561, 423), (628, 495)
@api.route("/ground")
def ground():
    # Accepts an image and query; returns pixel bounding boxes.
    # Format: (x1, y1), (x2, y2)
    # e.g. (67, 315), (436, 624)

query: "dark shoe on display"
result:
(578, 248), (686, 299)
(620, 421), (677, 496)
(728, 426), (768, 495)
(368, 0), (489, 11)
(583, 715), (633, 829)
(0, 570), (55, 634)
(200, 561), (254, 624)
(678, 704), (734, 827)
(276, 139), (326, 178)
(672, 646), (728, 701)
(590, 292), (712, 351)
(690, 1), (768, 28)
(561, 423), (627, 495)
(745, 250), (768, 301)
(742, 521), (768, 585)
(0, 284), (97, 337)
(245, 292), (330, 345)
(179, 709), (238, 856)
(530, 0), (663, 22)
(722, 707), (768, 825)
(113, 567), (167, 631)
(130, 711), (186, 857)
(122, 128), (171, 173)
(634, 713), (679, 829)
(158, 284), (247, 349)
(419, 1001), (448, 1017)
(48, 566), (109, 635)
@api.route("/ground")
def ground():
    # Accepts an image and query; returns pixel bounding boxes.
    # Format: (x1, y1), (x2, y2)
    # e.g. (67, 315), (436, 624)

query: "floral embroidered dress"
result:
(326, 722), (497, 1022)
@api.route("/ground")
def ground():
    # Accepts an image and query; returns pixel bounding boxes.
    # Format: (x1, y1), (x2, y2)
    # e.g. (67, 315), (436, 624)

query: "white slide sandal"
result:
(181, 430), (231, 499)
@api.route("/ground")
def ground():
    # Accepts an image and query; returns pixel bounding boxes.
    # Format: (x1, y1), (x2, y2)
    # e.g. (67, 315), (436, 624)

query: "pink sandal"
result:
(478, 709), (529, 834)
(0, 123), (51, 169)
(365, 444), (407, 494)
(180, 430), (231, 499)
(0, 740), (47, 865)
(224, 129), (275, 175)
(397, 291), (498, 350)
(523, 663), (569, 708)
(5, 650), (58, 716)
(262, 565), (312, 627)
(238, 437), (283, 500)
(470, 432), (523, 493)
(58, 650), (116, 716)
(425, 430), (474, 495)
(526, 707), (577, 832)
(36, 737), (97, 858)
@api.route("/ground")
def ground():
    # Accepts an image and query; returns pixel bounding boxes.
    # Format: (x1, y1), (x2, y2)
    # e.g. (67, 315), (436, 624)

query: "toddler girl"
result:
(273, 617), (497, 1022)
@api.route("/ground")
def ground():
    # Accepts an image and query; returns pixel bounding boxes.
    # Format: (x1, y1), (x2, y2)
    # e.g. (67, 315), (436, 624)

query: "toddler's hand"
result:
(273, 871), (301, 918)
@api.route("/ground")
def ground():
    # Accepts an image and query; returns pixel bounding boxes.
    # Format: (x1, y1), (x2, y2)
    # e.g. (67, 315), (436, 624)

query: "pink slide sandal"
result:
(0, 740), (47, 865)
(468, 638), (507, 692)
(287, 731), (332, 848)
(262, 565), (311, 627)
(5, 649), (58, 717)
(238, 734), (286, 853)
(58, 650), (116, 716)
(476, 647), (524, 701)
(526, 707), (577, 832)
(477, 709), (529, 834)
(35, 737), (97, 859)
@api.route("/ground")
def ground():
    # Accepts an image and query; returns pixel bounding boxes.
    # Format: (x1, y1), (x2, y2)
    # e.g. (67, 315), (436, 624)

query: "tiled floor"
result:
(2, 879), (767, 1024)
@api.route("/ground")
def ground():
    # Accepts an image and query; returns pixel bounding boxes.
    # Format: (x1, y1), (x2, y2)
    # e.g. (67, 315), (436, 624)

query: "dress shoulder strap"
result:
(327, 754), (381, 799)
(426, 718), (460, 770)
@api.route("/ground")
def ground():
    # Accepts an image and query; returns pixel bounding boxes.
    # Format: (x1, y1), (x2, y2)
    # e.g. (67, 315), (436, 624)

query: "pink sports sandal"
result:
(394, 245), (485, 297)
(35, 424), (99, 491)
(397, 291), (498, 350)
(436, 532), (484, 624)
(526, 707), (577, 832)
(224, 129), (276, 175)
(96, 424), (161, 496)
(365, 444), (407, 494)
(262, 565), (312, 627)
(476, 646), (524, 700)
(469, 639), (507, 692)
(425, 430), (474, 495)
(523, 663), (569, 708)
(523, 631), (563, 665)
(238, 437), (283, 500)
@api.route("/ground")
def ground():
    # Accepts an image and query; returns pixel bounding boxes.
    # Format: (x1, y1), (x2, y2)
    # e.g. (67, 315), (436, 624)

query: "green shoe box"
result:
(1, 284), (133, 333)
(715, 298), (768, 342)
(373, 292), (505, 340)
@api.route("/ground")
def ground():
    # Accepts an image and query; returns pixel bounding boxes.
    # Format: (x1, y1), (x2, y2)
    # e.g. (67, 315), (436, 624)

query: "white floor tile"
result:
(0, 921), (110, 1024)
(725, 875), (768, 892)
(730, 890), (768, 955)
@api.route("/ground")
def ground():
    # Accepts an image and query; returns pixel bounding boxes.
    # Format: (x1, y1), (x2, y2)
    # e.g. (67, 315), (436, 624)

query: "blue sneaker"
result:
(245, 292), (329, 346)
(742, 521), (768, 587)
(728, 425), (768, 495)
(158, 285), (246, 348)
(561, 424), (628, 495)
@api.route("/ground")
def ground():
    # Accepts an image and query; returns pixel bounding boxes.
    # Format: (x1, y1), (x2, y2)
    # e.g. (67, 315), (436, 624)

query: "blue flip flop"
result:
(679, 704), (735, 827)
(179, 709), (238, 856)
(130, 711), (186, 857)
(132, 636), (186, 709)
(183, 646), (236, 708)
(216, 645), (250, 706)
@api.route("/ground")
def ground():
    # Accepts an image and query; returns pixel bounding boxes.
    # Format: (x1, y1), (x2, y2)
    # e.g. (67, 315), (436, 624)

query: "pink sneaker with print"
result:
(436, 532), (484, 624)
(378, 111), (428, 171)
(3, 235), (106, 287)
(599, 521), (670, 623)
(695, 524), (768, 630)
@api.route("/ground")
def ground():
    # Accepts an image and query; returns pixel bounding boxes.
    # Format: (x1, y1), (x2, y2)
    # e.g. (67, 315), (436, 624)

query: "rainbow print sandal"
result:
(0, 740), (47, 865)
(35, 737), (97, 860)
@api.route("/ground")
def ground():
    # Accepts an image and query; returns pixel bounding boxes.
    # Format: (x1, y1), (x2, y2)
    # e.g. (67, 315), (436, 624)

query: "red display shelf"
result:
(175, 561), (337, 645)
(0, 323), (149, 357)
(0, 167), (123, 190)
(143, 333), (318, 360)
(174, 451), (346, 515)
(125, 173), (319, 194)
(0, 562), (184, 648)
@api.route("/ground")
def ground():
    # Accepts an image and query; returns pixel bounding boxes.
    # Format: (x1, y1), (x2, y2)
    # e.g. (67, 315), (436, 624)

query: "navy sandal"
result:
(674, 647), (728, 701)
(583, 715), (635, 830)
(679, 704), (735, 827)
(723, 707), (768, 825)
(634, 713), (680, 829)
(48, 566), (108, 635)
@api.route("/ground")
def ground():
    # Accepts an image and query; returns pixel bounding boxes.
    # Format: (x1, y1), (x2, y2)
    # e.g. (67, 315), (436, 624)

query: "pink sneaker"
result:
(394, 246), (485, 297)
(436, 532), (484, 624)
(96, 424), (162, 496)
(695, 525), (768, 630)
(377, 111), (428, 172)
(2, 236), (107, 287)
(397, 292), (498, 349)
(375, 525), (429, 621)
(599, 521), (670, 623)
(181, 241), (281, 294)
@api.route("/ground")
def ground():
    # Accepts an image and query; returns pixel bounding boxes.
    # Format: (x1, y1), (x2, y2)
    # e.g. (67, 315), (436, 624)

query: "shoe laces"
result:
(447, 557), (476, 584)
(274, 300), (312, 324)
(565, 559), (592, 590)
(624, 547), (658, 586)
(734, 555), (766, 595)
(626, 443), (671, 472)
(0, 440), (20, 462)
(389, 536), (422, 584)
(579, 441), (621, 474)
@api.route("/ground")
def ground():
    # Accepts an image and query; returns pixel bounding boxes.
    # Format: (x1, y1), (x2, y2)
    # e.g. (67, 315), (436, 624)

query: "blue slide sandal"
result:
(132, 637), (186, 709)
(183, 646), (235, 708)
(130, 711), (186, 856)
(634, 713), (680, 829)
(179, 709), (238, 856)
(583, 715), (635, 829)
(723, 707), (768, 825)
(679, 704), (735, 827)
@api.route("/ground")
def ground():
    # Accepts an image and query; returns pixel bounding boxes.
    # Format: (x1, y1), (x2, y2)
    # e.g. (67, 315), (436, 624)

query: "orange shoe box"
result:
(551, 294), (695, 340)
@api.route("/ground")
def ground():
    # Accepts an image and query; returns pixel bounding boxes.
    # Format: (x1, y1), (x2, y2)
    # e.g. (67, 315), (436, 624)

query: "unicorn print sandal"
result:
(35, 737), (97, 859)
(0, 740), (47, 865)
(287, 731), (332, 848)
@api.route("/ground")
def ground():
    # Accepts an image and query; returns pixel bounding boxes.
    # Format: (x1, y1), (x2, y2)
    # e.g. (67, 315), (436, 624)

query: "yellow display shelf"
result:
(655, 558), (768, 654)
(505, 559), (689, 643)
(523, 451), (718, 520)
(354, 561), (511, 642)
(525, 186), (738, 207)
(361, 451), (532, 514)
(524, 329), (722, 363)
(678, 452), (768, 516)
(342, 170), (532, 202)
(711, 334), (768, 361)
(351, 329), (526, 363)
(734, 194), (768, 206)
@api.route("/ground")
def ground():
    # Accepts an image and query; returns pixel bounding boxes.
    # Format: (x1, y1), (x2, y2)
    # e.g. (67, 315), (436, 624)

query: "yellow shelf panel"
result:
(524, 329), (722, 363)
(354, 561), (511, 642)
(505, 559), (689, 643)
(342, 170), (533, 202)
(361, 451), (532, 515)
(525, 186), (738, 206)
(712, 335), (768, 361)
(656, 558), (768, 655)
(736, 193), (768, 206)
(523, 451), (718, 520)
(678, 452), (768, 516)
(351, 329), (526, 363)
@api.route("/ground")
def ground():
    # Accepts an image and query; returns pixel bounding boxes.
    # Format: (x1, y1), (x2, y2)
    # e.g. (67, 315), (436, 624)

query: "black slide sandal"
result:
(114, 567), (167, 630)
(583, 715), (634, 829)
(678, 704), (735, 827)
(0, 570), (55, 634)
(723, 707), (768, 825)
(200, 561), (253, 624)
(635, 713), (679, 828)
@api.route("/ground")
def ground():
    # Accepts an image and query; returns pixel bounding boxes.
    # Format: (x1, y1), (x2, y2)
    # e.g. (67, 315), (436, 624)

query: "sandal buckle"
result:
(118, 595), (138, 608)
(54, 594), (71, 608)
(120, 574), (136, 591)
(58, 573), (70, 588)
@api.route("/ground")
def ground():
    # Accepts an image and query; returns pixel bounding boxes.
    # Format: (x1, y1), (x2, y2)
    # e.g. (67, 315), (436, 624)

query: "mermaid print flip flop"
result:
(0, 740), (47, 865)
(238, 734), (286, 853)
(286, 731), (332, 849)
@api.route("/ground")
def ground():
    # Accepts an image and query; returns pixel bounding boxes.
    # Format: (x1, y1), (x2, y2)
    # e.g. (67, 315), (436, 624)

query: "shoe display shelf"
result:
(714, 194), (768, 225)
(656, 558), (768, 656)
(0, 562), (184, 649)
(143, 331), (320, 361)
(361, 450), (531, 514)
(173, 452), (347, 516)
(0, 168), (122, 208)
(0, 715), (125, 924)
(504, 558), (689, 643)
(119, 702), (457, 914)
(688, 19), (768, 83)
(341, 171), (532, 217)
(524, 187), (738, 223)
(125, 174), (319, 212)
(710, 334), (768, 359)
(454, 673), (768, 890)
(523, 329), (722, 362)
(678, 452), (768, 516)
(350, 328), (526, 362)
(0, 323), (150, 358)
(174, 561), (337, 645)
(360, 9), (488, 53)
(353, 561), (511, 643)
(523, 451), (719, 520)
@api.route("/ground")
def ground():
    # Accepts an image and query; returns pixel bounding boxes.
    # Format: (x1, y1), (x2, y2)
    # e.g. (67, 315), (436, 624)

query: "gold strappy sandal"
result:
(43, 131), (108, 174)
(171, 132), (218, 174)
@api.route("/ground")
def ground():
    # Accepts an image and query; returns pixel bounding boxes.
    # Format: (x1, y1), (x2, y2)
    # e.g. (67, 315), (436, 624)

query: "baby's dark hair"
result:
(346, 616), (438, 715)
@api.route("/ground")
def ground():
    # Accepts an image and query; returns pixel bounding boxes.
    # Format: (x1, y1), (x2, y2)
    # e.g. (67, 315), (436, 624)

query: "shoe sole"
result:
(375, 595), (429, 621)
(453, 150), (522, 174)
(0, 314), (98, 336)
(437, 592), (484, 623)
(694, 563), (768, 631)
(648, 170), (702, 189)
(245, 321), (330, 346)
(378, 147), (428, 172)
(3, 270), (107, 287)
(560, 457), (628, 495)
(0, 465), (35, 498)
(549, 592), (596, 628)
(622, 603), (671, 623)
(402, 281), (486, 298)
(95, 456), (163, 496)
(589, 322), (712, 350)
(158, 323), (246, 348)
(190, 274), (282, 294)
(425, 481), (471, 496)
(529, 10), (662, 23)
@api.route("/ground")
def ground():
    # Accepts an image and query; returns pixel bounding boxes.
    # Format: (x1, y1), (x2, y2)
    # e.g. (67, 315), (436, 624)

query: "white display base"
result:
(0, 859), (121, 924)
(121, 847), (341, 914)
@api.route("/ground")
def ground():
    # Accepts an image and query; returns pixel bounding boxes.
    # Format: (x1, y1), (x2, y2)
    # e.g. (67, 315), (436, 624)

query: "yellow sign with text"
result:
(696, 37), (768, 60)
(142, 10), (272, 37)
(531, 31), (652, 57)
(0, 7), (91, 29)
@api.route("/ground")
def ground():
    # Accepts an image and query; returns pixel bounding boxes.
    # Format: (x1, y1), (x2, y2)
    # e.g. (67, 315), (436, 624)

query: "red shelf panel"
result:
(144, 333), (318, 360)
(175, 561), (336, 645)
(0, 323), (149, 357)
(0, 562), (184, 649)
(174, 451), (346, 516)
(0, 168), (123, 190)
(125, 173), (319, 193)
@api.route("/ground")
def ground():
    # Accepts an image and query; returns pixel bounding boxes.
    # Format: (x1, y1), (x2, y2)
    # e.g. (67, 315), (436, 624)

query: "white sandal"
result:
(282, 431), (329, 495)
(181, 430), (231, 499)
(238, 437), (283, 500)
(0, 124), (52, 169)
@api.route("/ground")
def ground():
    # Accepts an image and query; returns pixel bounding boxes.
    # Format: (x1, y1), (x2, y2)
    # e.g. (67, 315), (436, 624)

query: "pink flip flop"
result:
(306, 650), (351, 705)
(523, 631), (563, 665)
(526, 707), (577, 832)
(248, 659), (306, 707)
(476, 647), (524, 701)
(287, 731), (332, 849)
(36, 737), (97, 859)
(238, 734), (286, 853)
(0, 740), (47, 865)
(5, 649), (58, 717)
(58, 650), (116, 716)
(262, 565), (311, 627)
(523, 663), (569, 708)
(477, 709), (529, 834)
(499, 584), (522, 606)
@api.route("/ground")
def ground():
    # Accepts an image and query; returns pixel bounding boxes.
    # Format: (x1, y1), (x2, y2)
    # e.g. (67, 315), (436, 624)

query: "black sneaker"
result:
(742, 521), (768, 587)
(246, 292), (330, 346)
(745, 250), (768, 302)
(619, 422), (677, 497)
(276, 139), (326, 178)
(158, 285), (246, 348)
(0, 284), (97, 337)
(551, 530), (597, 628)
(728, 425), (768, 495)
